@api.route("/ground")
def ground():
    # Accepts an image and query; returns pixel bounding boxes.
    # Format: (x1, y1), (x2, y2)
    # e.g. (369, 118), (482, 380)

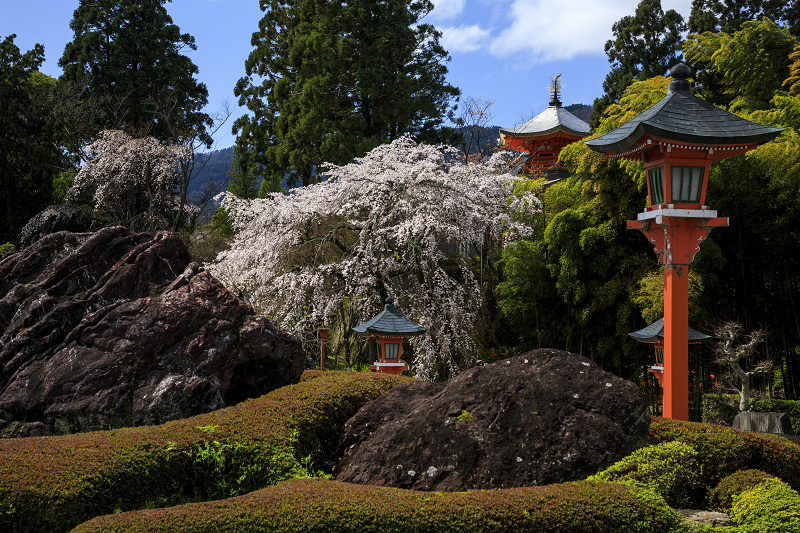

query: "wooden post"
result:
(663, 264), (690, 420)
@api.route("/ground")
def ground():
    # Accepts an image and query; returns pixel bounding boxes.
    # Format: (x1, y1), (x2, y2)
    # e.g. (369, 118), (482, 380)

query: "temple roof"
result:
(585, 64), (783, 153)
(628, 317), (710, 344)
(500, 104), (591, 138)
(352, 297), (427, 336)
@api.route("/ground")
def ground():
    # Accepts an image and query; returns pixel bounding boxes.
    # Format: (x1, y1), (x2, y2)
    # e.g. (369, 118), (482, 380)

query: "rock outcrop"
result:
(0, 227), (306, 434)
(733, 411), (795, 435)
(335, 348), (650, 491)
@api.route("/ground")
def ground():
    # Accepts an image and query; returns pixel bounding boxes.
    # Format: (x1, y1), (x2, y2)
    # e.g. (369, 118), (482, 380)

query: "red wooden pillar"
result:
(663, 263), (689, 420)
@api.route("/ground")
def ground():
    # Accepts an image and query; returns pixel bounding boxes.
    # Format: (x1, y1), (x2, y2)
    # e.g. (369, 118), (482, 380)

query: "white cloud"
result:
(430, 0), (467, 21)
(471, 0), (694, 63)
(440, 24), (492, 53)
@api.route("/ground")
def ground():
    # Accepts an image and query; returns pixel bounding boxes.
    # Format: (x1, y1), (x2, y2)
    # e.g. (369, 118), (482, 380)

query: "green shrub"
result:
(709, 469), (776, 513)
(0, 371), (409, 533)
(589, 441), (701, 508)
(649, 417), (800, 497)
(701, 394), (740, 426)
(0, 242), (15, 259)
(730, 478), (800, 532)
(70, 478), (684, 533)
(753, 399), (800, 434)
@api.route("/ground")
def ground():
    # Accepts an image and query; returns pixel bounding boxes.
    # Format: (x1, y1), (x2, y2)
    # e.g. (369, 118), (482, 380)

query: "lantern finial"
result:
(668, 63), (692, 94)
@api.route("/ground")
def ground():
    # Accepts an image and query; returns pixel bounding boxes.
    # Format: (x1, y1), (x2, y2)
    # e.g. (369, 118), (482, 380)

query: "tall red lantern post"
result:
(352, 297), (427, 376)
(586, 64), (782, 420)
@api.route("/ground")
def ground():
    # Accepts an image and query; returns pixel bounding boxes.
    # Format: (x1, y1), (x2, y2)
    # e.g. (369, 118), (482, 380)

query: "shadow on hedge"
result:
(0, 371), (409, 533)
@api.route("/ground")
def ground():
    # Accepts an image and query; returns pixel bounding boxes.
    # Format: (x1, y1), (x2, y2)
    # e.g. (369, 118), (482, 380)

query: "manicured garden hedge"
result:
(649, 417), (800, 497)
(0, 371), (409, 533)
(70, 478), (683, 533)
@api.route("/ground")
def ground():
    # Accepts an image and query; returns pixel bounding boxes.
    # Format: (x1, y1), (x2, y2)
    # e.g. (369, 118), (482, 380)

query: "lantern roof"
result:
(628, 317), (710, 344)
(585, 63), (783, 154)
(352, 297), (427, 336)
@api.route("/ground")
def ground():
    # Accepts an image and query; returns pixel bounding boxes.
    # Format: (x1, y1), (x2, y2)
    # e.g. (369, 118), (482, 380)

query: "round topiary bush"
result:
(709, 469), (776, 513)
(589, 440), (701, 508)
(730, 477), (800, 532)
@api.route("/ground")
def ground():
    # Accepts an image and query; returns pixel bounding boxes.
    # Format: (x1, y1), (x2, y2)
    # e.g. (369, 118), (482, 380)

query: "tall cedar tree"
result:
(688, 0), (800, 35)
(591, 0), (685, 127)
(0, 36), (62, 244)
(233, 0), (460, 187)
(58, 0), (211, 149)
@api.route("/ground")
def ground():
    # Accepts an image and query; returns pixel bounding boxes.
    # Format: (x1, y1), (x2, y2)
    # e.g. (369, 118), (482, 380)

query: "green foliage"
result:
(450, 410), (474, 423)
(0, 35), (62, 243)
(70, 478), (684, 533)
(649, 417), (800, 494)
(688, 0), (800, 36)
(226, 149), (261, 200)
(633, 268), (706, 325)
(233, 0), (460, 187)
(0, 370), (409, 533)
(701, 394), (741, 426)
(498, 77), (665, 378)
(684, 19), (795, 111)
(753, 399), (800, 434)
(58, 0), (211, 146)
(709, 469), (776, 513)
(593, 0), (685, 126)
(589, 441), (701, 508)
(730, 477), (800, 532)
(0, 243), (15, 260)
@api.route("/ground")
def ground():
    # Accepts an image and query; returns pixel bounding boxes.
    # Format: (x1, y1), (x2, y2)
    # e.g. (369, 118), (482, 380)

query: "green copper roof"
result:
(585, 64), (783, 153)
(628, 317), (710, 344)
(352, 297), (427, 336)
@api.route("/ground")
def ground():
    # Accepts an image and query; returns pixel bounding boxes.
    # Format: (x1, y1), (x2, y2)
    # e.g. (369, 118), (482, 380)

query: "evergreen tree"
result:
(58, 0), (211, 148)
(0, 35), (62, 243)
(592, 0), (685, 127)
(688, 0), (800, 36)
(233, 0), (460, 187)
(227, 149), (261, 200)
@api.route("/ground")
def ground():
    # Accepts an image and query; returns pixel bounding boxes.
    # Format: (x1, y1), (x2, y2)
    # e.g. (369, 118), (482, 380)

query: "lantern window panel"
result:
(655, 347), (664, 366)
(670, 166), (703, 203)
(383, 342), (400, 360)
(648, 167), (665, 205)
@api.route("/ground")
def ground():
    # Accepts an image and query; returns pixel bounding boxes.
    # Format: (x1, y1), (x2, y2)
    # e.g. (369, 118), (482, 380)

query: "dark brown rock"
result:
(0, 227), (306, 434)
(334, 349), (649, 491)
(733, 411), (795, 435)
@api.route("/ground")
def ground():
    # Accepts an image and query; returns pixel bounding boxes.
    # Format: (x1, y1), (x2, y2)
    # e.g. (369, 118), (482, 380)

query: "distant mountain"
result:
(189, 147), (234, 200)
(564, 104), (593, 124)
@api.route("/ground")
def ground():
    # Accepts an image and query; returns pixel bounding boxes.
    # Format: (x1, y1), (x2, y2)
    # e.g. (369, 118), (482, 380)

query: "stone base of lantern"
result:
(369, 361), (408, 375)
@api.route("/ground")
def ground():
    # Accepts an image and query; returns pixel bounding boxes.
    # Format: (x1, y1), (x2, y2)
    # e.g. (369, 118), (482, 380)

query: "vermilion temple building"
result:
(499, 76), (591, 177)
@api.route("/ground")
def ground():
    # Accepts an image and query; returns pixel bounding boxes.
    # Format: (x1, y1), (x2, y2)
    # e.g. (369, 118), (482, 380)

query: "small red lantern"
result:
(629, 318), (710, 388)
(352, 297), (427, 376)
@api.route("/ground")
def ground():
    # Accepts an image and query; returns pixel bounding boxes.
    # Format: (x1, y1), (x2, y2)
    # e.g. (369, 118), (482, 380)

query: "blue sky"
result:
(2, 0), (693, 150)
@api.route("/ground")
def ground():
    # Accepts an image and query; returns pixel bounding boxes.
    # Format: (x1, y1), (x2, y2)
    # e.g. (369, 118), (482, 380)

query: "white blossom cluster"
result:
(209, 136), (539, 380)
(67, 130), (191, 232)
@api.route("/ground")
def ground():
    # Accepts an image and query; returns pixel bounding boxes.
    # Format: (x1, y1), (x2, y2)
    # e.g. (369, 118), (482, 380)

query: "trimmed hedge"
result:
(589, 441), (701, 508)
(709, 469), (776, 514)
(730, 478), (800, 532)
(70, 478), (684, 533)
(649, 417), (800, 498)
(0, 371), (409, 533)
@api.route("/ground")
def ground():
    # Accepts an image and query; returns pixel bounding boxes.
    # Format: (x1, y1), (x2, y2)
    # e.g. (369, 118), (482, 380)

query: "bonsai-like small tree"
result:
(713, 322), (771, 412)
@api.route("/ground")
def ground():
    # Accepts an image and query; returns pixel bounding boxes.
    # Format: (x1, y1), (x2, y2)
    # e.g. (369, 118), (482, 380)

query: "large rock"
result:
(0, 227), (306, 434)
(733, 411), (795, 435)
(335, 349), (650, 491)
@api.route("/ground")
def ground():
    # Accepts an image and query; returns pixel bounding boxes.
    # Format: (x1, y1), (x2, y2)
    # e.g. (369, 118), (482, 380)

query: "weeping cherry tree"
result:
(209, 137), (538, 380)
